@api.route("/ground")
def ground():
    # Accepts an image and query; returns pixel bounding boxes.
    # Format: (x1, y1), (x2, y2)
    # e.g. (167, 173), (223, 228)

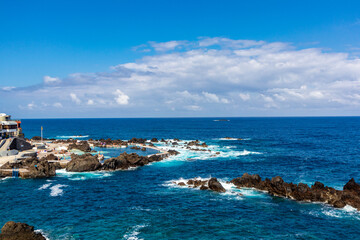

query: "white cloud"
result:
(185, 105), (202, 111)
(239, 93), (250, 101)
(114, 89), (129, 105)
(149, 40), (188, 51)
(53, 102), (63, 108)
(43, 76), (61, 84)
(70, 93), (81, 104)
(202, 92), (229, 104)
(1, 86), (15, 91)
(3, 37), (360, 117)
(27, 102), (36, 110)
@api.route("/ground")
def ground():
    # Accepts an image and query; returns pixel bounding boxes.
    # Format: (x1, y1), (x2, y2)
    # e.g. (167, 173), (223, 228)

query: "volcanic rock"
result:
(66, 153), (101, 172)
(208, 178), (226, 193)
(68, 141), (91, 152)
(0, 221), (46, 240)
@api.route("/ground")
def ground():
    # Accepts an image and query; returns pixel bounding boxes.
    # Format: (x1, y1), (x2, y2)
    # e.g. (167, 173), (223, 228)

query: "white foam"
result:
(56, 135), (89, 139)
(34, 230), (50, 240)
(153, 139), (262, 165)
(56, 169), (112, 180)
(0, 177), (12, 181)
(237, 150), (262, 156)
(165, 177), (265, 200)
(123, 224), (147, 240)
(49, 184), (68, 197)
(38, 183), (52, 190)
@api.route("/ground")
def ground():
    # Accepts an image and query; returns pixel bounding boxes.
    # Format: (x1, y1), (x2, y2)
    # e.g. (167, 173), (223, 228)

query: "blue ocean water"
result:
(1, 117), (360, 239)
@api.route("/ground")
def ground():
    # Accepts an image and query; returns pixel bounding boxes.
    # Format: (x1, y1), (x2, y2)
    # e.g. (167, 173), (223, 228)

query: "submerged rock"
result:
(66, 153), (101, 172)
(0, 221), (46, 240)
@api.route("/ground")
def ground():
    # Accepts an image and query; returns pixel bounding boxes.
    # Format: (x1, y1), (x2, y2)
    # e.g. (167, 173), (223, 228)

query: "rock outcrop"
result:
(40, 153), (58, 161)
(0, 157), (56, 178)
(24, 161), (56, 178)
(230, 173), (360, 210)
(128, 138), (147, 144)
(176, 174), (360, 211)
(68, 141), (91, 152)
(101, 152), (164, 171)
(0, 221), (46, 240)
(66, 153), (101, 172)
(208, 178), (226, 193)
(177, 178), (226, 193)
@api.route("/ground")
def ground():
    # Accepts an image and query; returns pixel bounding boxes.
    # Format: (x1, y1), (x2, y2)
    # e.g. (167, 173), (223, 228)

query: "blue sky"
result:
(1, 0), (360, 118)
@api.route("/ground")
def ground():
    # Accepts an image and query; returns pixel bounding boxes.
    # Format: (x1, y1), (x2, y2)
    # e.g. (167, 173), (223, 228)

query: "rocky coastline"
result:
(0, 137), (181, 178)
(0, 221), (46, 240)
(176, 173), (360, 211)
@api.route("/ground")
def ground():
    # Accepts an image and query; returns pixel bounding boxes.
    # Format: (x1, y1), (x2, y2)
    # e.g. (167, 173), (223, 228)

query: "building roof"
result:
(1, 121), (17, 125)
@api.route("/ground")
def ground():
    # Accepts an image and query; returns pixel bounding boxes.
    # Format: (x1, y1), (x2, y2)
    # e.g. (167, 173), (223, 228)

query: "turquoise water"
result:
(1, 117), (360, 239)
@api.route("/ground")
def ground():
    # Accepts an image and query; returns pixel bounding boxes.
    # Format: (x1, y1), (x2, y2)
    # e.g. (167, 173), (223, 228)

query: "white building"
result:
(0, 113), (23, 139)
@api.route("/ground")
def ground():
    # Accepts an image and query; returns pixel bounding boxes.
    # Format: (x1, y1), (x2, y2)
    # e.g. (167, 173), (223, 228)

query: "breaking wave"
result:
(123, 224), (147, 240)
(49, 184), (68, 197)
(56, 135), (89, 139)
(56, 169), (112, 180)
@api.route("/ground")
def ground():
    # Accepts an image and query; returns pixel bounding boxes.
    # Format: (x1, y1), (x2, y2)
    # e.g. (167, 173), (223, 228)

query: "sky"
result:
(1, 0), (360, 118)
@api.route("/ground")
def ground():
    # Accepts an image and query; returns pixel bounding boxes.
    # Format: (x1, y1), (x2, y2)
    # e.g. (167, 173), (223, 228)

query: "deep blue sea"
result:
(1, 117), (360, 239)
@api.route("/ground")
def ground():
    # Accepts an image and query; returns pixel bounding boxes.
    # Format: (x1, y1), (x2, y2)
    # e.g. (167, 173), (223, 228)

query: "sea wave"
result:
(153, 139), (262, 163)
(56, 169), (112, 180)
(123, 224), (147, 240)
(49, 184), (68, 197)
(56, 135), (89, 139)
(0, 177), (12, 181)
(308, 204), (360, 220)
(213, 137), (251, 141)
(164, 177), (266, 200)
(34, 230), (50, 240)
(38, 183), (52, 190)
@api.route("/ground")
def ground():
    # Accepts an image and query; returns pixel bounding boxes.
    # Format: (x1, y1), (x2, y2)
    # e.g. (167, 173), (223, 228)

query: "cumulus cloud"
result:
(239, 93), (250, 101)
(87, 99), (94, 105)
(43, 75), (61, 84)
(53, 102), (63, 108)
(2, 37), (360, 117)
(114, 89), (129, 105)
(70, 93), (81, 104)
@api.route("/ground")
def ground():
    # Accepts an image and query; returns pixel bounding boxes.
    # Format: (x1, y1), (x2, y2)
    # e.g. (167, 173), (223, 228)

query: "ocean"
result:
(1, 117), (360, 239)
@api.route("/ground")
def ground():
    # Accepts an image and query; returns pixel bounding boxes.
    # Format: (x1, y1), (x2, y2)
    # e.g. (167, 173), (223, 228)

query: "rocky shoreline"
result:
(0, 221), (46, 240)
(176, 173), (360, 211)
(0, 137), (182, 178)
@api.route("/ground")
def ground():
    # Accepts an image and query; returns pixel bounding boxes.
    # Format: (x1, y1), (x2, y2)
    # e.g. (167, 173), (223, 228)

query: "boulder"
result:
(128, 138), (147, 144)
(40, 153), (58, 161)
(66, 153), (101, 172)
(168, 150), (180, 156)
(68, 141), (91, 152)
(101, 152), (156, 170)
(0, 221), (46, 240)
(102, 156), (130, 170)
(23, 161), (56, 178)
(208, 178), (226, 193)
